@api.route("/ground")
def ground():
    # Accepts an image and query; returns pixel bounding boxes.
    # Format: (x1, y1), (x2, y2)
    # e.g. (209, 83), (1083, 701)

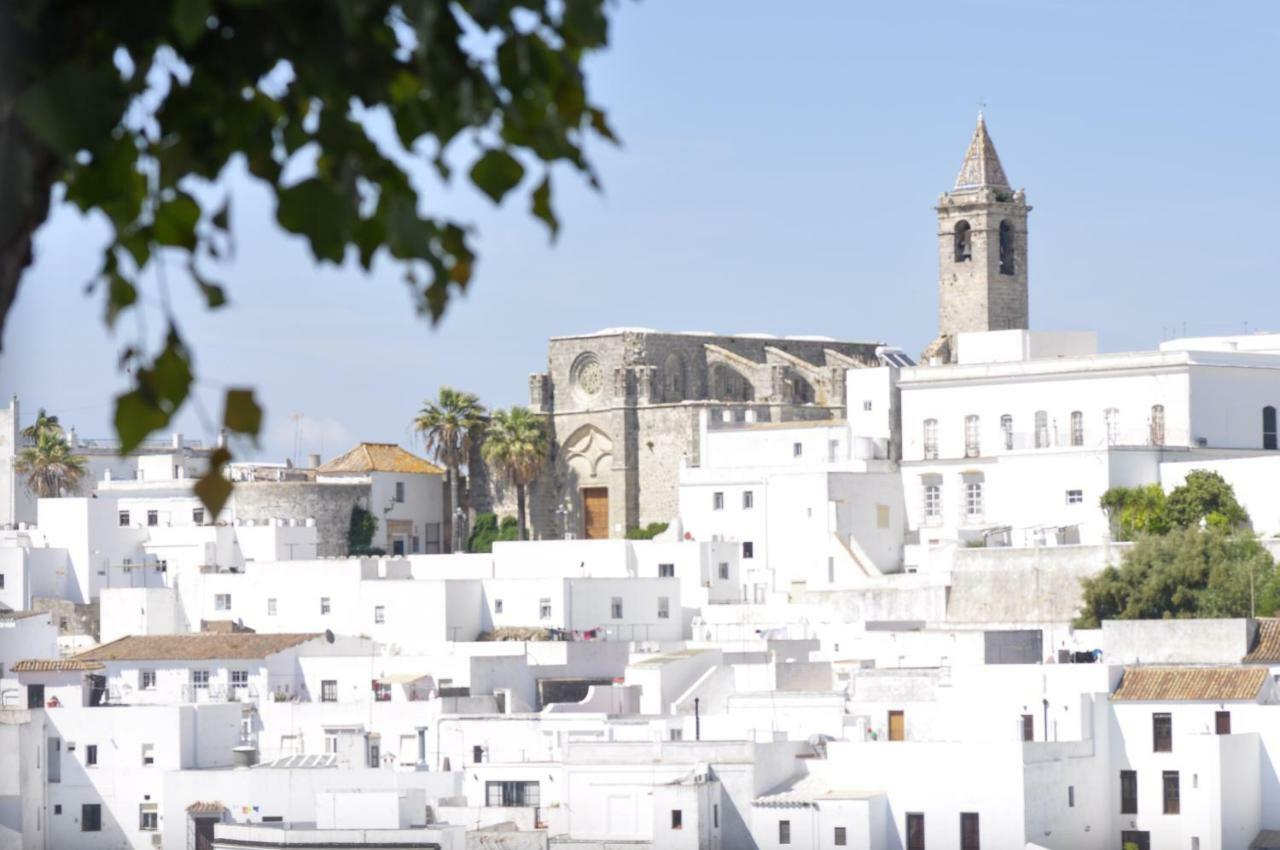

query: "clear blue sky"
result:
(4, 0), (1279, 462)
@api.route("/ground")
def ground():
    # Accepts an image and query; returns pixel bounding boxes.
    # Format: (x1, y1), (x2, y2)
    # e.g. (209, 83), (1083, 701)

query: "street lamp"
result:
(554, 497), (572, 540)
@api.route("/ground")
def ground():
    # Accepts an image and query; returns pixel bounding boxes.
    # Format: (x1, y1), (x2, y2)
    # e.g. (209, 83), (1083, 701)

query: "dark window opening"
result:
(485, 781), (540, 807)
(998, 220), (1015, 275)
(1265, 405), (1277, 450)
(954, 220), (972, 262)
(671, 810), (682, 830)
(1021, 714), (1034, 742)
(1215, 711), (1231, 735)
(81, 804), (102, 832)
(961, 812), (980, 850)
(906, 813), (925, 850)
(1163, 771), (1180, 815)
(779, 819), (791, 845)
(834, 826), (847, 846)
(1121, 770), (1138, 814)
(1153, 712), (1172, 752)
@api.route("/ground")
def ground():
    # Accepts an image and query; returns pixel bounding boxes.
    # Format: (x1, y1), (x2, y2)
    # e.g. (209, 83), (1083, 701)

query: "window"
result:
(394, 481), (405, 502)
(118, 510), (130, 527)
(1066, 489), (1083, 505)
(960, 812), (980, 850)
(828, 439), (840, 462)
(862, 400), (873, 412)
(712, 492), (724, 510)
(230, 669), (248, 687)
(374, 605), (385, 624)
(964, 415), (980, 458)
(82, 804), (101, 832)
(964, 479), (984, 519)
(1153, 712), (1172, 752)
(320, 597), (331, 615)
(658, 597), (670, 619)
(54, 805), (61, 815)
(923, 483), (941, 524)
(1150, 404), (1166, 446)
(658, 563), (675, 578)
(611, 597), (623, 619)
(321, 680), (338, 702)
(669, 728), (683, 741)
(140, 743), (156, 766)
(742, 541), (754, 559)
(485, 781), (540, 807)
(425, 522), (442, 554)
(743, 490), (754, 509)
(923, 419), (938, 459)
(906, 813), (925, 850)
(473, 745), (484, 764)
(140, 669), (156, 690)
(876, 504), (890, 528)
(1105, 408), (1120, 446)
(1163, 771), (1180, 814)
(998, 219), (1014, 275)
(1068, 785), (1074, 807)
(1215, 710), (1231, 735)
(671, 810), (683, 830)
(85, 744), (97, 766)
(792, 442), (802, 458)
(834, 826), (847, 846)
(191, 670), (209, 690)
(540, 598), (552, 620)
(1034, 411), (1049, 448)
(214, 593), (231, 611)
(1021, 714), (1034, 742)
(147, 509), (159, 526)
(779, 819), (791, 845)
(1070, 411), (1083, 446)
(1265, 406), (1277, 450)
(373, 681), (391, 702)
(954, 220), (972, 261)
(1120, 769), (1138, 814)
(714, 805), (719, 828)
(1000, 414), (1013, 450)
(324, 733), (338, 754)
(718, 562), (730, 580)
(494, 599), (504, 614)
(193, 507), (205, 525)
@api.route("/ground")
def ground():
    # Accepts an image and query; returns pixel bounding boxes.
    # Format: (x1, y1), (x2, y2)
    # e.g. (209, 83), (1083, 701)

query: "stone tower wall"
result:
(936, 188), (1030, 338)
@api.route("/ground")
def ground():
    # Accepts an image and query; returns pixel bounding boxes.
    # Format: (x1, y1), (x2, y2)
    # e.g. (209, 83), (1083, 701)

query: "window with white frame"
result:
(141, 743), (155, 766)
(742, 541), (754, 559)
(147, 510), (159, 527)
(793, 442), (803, 458)
(321, 680), (338, 702)
(394, 481), (405, 502)
(1034, 411), (1049, 448)
(374, 605), (385, 624)
(540, 598), (552, 619)
(494, 599), (504, 614)
(712, 492), (724, 510)
(138, 803), (158, 831)
(118, 510), (130, 527)
(1066, 489), (1083, 505)
(191, 670), (209, 689)
(828, 439), (840, 462)
(1150, 404), (1166, 446)
(862, 400), (872, 412)
(610, 597), (623, 619)
(923, 419), (938, 459)
(1070, 411), (1084, 446)
(324, 733), (339, 754)
(718, 562), (730, 580)
(140, 669), (156, 690)
(964, 415), (980, 458)
(267, 597), (277, 616)
(1105, 408), (1120, 446)
(658, 563), (675, 578)
(922, 482), (941, 524)
(320, 597), (331, 615)
(214, 593), (231, 611)
(964, 478), (984, 519)
(230, 669), (248, 687)
(743, 490), (754, 509)
(1000, 414), (1013, 450)
(193, 507), (205, 525)
(658, 597), (670, 619)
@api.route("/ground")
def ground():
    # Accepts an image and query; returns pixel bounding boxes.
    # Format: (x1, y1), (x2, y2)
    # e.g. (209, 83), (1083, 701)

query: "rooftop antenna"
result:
(290, 412), (304, 466)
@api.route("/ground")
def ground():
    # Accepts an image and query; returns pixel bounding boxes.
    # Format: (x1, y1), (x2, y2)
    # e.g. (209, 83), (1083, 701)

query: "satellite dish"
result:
(324, 629), (335, 644)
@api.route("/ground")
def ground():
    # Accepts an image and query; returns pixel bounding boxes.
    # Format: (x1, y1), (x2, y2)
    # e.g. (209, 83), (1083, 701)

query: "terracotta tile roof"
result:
(1244, 619), (1280, 663)
(317, 443), (444, 476)
(185, 801), (226, 814)
(1111, 666), (1268, 702)
(12, 659), (104, 672)
(77, 633), (321, 662)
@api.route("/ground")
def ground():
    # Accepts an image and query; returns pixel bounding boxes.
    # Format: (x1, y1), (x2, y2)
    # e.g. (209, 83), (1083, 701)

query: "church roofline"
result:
(953, 112), (1011, 191)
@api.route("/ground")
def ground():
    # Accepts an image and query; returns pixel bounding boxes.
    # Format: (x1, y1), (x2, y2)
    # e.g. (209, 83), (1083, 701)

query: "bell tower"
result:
(932, 114), (1030, 355)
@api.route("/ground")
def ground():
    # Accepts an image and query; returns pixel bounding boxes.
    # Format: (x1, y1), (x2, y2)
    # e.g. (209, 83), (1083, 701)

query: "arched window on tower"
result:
(999, 220), (1015, 275)
(954, 221), (972, 262)
(1264, 405), (1277, 450)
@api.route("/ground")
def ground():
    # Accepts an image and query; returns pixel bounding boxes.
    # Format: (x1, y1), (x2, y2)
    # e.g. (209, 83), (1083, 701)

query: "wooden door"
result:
(582, 487), (609, 539)
(1215, 710), (1231, 735)
(905, 813), (925, 850)
(888, 710), (905, 741)
(194, 817), (216, 850)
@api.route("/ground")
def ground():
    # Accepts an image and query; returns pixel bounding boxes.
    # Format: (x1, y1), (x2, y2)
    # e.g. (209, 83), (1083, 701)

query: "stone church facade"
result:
(470, 329), (881, 540)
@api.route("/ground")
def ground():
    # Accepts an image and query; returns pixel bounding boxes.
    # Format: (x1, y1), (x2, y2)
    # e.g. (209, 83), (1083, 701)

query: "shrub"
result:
(469, 512), (519, 553)
(625, 521), (669, 540)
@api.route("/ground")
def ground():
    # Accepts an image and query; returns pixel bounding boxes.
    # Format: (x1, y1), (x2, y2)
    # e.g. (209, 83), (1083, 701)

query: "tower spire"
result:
(954, 112), (1010, 191)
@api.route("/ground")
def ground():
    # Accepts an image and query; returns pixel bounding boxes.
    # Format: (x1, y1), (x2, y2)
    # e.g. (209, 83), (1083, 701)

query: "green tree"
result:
(347, 505), (380, 555)
(1099, 484), (1169, 541)
(414, 387), (486, 552)
(480, 406), (547, 541)
(16, 429), (88, 498)
(20, 408), (63, 441)
(1165, 469), (1249, 530)
(467, 512), (518, 553)
(1075, 527), (1279, 627)
(2, 1), (618, 511)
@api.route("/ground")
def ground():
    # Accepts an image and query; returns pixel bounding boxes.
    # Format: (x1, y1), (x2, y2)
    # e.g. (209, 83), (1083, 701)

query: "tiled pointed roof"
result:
(953, 113), (1010, 190)
(1111, 665), (1268, 702)
(317, 442), (444, 476)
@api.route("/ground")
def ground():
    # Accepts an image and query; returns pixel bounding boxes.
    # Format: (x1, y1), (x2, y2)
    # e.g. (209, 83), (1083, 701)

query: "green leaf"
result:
(469, 149), (525, 204)
(277, 178), (353, 262)
(149, 333), (194, 407)
(531, 176), (559, 239)
(194, 448), (233, 516)
(223, 388), (262, 437)
(114, 390), (170, 454)
(17, 64), (127, 157)
(171, 0), (212, 46)
(190, 264), (227, 309)
(154, 194), (201, 250)
(588, 107), (619, 144)
(105, 274), (137, 328)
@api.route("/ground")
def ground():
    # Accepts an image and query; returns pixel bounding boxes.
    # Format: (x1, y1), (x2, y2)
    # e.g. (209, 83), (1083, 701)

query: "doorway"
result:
(1121, 831), (1150, 850)
(582, 487), (609, 539)
(888, 710), (905, 741)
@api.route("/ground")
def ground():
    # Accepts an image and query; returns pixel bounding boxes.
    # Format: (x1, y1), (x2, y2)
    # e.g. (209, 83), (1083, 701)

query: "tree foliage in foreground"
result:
(2, 0), (618, 513)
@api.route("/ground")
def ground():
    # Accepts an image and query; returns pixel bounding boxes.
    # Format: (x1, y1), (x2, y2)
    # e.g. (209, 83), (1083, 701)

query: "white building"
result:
(316, 443), (445, 555)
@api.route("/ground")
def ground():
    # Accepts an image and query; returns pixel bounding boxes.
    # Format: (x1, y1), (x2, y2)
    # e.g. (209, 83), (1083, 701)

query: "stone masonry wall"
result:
(230, 481), (370, 557)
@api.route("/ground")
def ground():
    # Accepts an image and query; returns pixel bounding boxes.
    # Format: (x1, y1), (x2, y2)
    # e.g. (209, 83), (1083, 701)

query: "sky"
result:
(4, 0), (1279, 463)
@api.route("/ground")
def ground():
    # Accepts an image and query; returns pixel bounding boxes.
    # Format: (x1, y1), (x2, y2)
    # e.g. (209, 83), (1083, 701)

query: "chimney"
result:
(172, 432), (183, 449)
(308, 453), (321, 469)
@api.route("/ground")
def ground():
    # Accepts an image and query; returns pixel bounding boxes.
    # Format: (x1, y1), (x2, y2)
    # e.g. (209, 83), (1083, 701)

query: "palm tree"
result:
(413, 387), (486, 552)
(21, 407), (62, 441)
(16, 429), (87, 498)
(481, 407), (548, 541)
